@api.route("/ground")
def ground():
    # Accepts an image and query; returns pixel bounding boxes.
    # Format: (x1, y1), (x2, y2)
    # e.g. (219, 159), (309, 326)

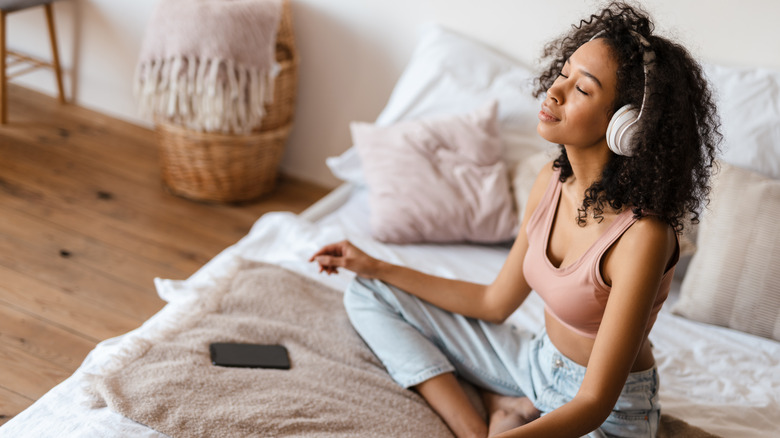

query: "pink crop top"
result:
(522, 168), (677, 339)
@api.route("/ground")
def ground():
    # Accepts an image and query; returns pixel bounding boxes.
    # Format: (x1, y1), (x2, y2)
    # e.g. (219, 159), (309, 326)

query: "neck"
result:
(563, 142), (611, 196)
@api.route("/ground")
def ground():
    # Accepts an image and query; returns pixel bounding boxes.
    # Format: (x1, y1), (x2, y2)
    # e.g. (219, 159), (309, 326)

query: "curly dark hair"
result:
(533, 1), (721, 232)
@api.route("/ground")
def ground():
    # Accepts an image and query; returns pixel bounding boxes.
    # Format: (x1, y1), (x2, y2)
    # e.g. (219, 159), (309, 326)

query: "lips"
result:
(538, 105), (560, 122)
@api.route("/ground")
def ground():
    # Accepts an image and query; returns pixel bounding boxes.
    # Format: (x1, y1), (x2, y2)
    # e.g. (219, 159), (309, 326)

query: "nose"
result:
(547, 82), (563, 105)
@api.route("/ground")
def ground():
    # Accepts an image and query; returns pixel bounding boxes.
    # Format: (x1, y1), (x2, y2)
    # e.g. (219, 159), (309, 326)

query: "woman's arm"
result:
(496, 216), (677, 437)
(311, 162), (557, 323)
(312, 241), (499, 320)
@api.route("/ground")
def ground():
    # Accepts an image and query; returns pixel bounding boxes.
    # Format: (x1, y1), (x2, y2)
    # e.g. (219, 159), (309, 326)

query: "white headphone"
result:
(592, 30), (655, 157)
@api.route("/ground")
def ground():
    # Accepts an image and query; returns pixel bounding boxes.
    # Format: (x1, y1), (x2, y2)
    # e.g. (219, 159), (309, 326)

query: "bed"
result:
(3, 25), (779, 438)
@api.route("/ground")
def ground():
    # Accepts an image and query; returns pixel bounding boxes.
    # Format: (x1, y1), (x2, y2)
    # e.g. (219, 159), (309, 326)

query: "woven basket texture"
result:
(157, 0), (297, 202)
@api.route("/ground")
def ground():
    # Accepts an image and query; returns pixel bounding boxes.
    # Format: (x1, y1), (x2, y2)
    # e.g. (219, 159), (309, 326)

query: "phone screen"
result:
(209, 343), (291, 369)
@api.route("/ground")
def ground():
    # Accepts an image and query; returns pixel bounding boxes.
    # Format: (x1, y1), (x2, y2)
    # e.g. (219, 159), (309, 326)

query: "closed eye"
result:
(558, 72), (589, 96)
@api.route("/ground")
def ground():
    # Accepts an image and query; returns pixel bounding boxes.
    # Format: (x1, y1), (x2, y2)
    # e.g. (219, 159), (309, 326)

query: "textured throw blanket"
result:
(86, 262), (720, 437)
(136, 0), (283, 133)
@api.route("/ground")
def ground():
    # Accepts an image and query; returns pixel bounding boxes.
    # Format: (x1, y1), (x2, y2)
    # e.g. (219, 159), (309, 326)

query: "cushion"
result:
(705, 64), (780, 179)
(672, 162), (780, 341)
(328, 24), (551, 186)
(352, 101), (518, 244)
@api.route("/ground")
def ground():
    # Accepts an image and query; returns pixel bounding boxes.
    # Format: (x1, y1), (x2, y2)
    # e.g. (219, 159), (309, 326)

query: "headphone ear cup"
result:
(606, 105), (640, 156)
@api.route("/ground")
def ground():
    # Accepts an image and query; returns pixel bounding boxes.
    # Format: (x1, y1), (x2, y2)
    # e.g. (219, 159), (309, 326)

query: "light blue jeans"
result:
(344, 277), (660, 438)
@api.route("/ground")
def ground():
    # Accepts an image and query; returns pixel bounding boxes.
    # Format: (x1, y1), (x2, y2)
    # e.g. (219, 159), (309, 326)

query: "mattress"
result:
(2, 184), (779, 437)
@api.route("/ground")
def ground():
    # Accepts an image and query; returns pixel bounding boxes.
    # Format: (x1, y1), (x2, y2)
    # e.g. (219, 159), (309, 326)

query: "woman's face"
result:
(537, 38), (618, 150)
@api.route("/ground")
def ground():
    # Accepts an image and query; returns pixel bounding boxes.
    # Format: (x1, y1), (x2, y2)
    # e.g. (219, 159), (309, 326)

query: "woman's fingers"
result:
(314, 255), (342, 267)
(309, 241), (349, 262)
(312, 252), (347, 276)
(310, 241), (372, 276)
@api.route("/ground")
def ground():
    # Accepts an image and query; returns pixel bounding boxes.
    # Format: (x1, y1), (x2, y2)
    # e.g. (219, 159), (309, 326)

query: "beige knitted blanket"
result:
(136, 0), (283, 133)
(86, 262), (720, 437)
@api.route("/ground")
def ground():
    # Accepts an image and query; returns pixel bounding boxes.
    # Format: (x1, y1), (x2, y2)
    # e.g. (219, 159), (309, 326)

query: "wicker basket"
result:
(156, 0), (297, 203)
(259, 0), (297, 132)
(157, 122), (292, 202)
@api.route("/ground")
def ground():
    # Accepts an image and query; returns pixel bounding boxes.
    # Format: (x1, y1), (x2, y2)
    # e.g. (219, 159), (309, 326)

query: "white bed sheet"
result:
(3, 186), (779, 438)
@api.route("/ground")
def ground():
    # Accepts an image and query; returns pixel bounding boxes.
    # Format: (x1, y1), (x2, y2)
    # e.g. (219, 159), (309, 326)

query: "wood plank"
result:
(0, 305), (95, 371)
(0, 147), (235, 266)
(0, 344), (72, 402)
(9, 85), (163, 159)
(0, 265), (142, 342)
(7, 87), (159, 166)
(0, 230), (165, 321)
(0, 135), (249, 250)
(0, 170), (216, 274)
(0, 387), (33, 427)
(0, 202), (191, 291)
(0, 114), (159, 186)
(0, 121), (259, 232)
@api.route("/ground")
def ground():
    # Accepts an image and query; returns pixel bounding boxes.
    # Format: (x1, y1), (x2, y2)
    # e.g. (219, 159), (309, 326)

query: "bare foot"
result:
(481, 391), (541, 436)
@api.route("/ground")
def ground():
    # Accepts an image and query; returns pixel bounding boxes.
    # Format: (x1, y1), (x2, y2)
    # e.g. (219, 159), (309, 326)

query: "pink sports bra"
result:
(522, 168), (676, 339)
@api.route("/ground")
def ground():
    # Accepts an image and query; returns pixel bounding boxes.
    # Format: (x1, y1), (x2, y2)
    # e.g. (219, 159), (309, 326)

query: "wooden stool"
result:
(0, 0), (66, 124)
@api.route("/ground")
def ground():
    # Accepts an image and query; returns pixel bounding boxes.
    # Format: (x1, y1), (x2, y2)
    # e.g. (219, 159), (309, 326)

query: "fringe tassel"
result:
(135, 56), (280, 134)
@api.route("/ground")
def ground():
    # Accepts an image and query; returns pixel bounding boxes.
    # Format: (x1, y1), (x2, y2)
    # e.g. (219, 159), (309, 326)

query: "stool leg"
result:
(44, 3), (65, 104)
(1, 10), (7, 124)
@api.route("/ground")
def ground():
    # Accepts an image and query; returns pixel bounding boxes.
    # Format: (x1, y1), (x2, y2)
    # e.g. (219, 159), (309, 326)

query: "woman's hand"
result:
(309, 240), (382, 278)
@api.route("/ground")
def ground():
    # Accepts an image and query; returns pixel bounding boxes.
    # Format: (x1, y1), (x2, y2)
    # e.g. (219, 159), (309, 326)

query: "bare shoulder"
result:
(624, 215), (676, 246)
(613, 214), (677, 272)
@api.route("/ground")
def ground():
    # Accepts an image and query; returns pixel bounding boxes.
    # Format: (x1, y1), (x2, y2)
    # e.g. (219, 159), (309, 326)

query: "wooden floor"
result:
(0, 85), (330, 425)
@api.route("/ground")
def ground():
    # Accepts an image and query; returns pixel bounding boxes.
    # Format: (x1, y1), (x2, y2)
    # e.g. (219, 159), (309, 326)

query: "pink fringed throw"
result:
(135, 0), (283, 133)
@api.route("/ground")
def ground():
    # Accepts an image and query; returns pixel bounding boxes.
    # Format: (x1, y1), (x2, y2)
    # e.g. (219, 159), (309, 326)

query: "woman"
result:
(311, 2), (720, 437)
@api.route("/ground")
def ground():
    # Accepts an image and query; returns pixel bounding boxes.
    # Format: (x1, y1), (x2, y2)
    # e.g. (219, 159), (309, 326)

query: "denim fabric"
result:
(344, 277), (660, 438)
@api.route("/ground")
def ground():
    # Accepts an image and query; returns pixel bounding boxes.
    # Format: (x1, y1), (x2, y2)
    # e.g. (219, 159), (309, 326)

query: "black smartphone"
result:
(209, 343), (291, 369)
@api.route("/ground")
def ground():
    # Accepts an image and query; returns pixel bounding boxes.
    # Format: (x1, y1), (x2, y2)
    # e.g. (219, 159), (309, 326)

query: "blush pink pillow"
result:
(351, 101), (518, 244)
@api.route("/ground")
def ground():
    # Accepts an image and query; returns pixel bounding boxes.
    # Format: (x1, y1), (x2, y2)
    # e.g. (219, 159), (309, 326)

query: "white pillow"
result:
(328, 24), (551, 185)
(705, 64), (780, 179)
(352, 101), (518, 244)
(672, 162), (780, 341)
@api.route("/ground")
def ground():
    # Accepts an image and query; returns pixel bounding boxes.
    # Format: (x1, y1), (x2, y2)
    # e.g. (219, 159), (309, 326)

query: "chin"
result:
(536, 123), (560, 145)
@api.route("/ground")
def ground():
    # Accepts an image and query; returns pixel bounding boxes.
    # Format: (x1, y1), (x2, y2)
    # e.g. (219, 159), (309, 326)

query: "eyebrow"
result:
(565, 58), (603, 89)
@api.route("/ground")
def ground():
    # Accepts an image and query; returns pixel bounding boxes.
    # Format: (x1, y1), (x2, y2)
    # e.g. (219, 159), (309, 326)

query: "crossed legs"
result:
(344, 277), (540, 437)
(416, 373), (540, 437)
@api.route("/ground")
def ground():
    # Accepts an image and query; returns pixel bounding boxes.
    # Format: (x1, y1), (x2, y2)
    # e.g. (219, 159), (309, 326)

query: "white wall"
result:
(7, 0), (780, 188)
(6, 0), (157, 121)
